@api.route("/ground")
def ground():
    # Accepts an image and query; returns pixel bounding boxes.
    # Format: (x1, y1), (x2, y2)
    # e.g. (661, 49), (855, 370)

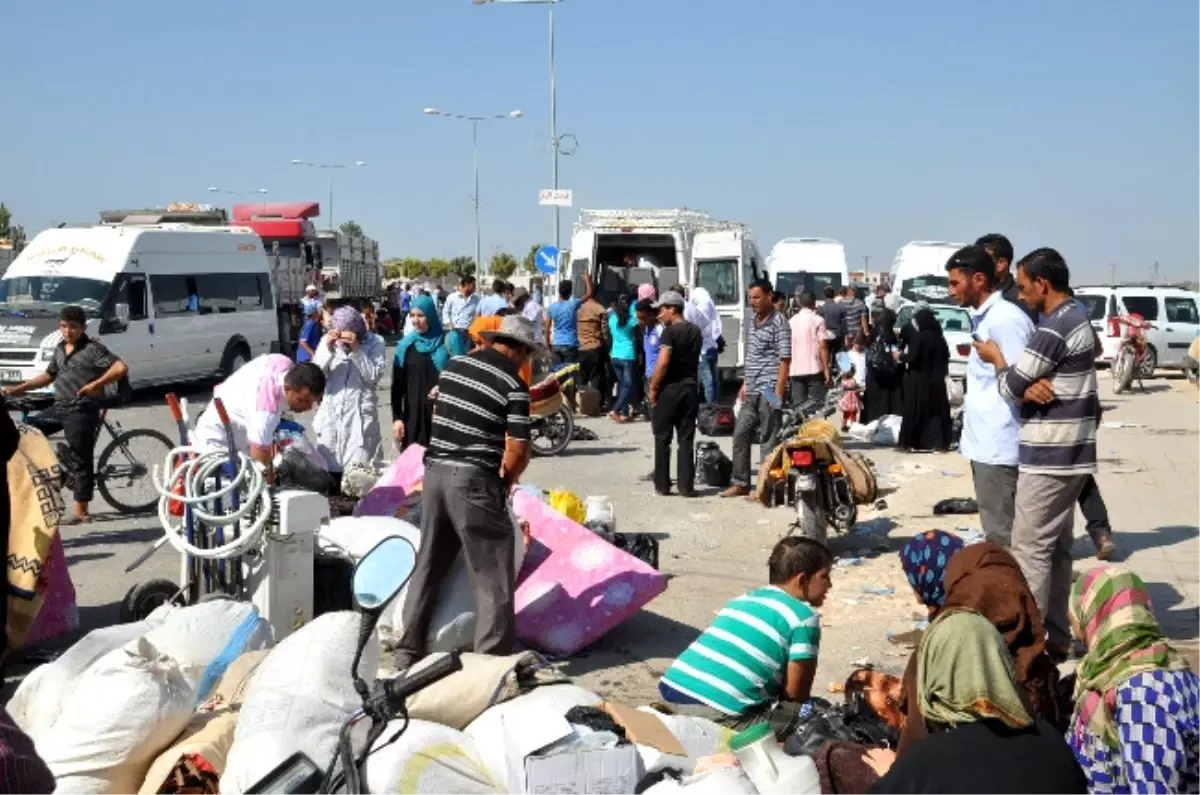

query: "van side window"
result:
(196, 274), (237, 314)
(1121, 296), (1159, 321)
(151, 275), (192, 316)
(1165, 297), (1199, 324)
(235, 274), (263, 310)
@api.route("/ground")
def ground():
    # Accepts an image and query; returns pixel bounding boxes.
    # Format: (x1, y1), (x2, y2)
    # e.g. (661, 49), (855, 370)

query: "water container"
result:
(583, 499), (619, 535)
(729, 723), (820, 795)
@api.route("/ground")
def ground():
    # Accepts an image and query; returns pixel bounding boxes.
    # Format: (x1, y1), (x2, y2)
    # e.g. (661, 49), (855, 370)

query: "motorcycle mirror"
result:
(352, 536), (417, 615)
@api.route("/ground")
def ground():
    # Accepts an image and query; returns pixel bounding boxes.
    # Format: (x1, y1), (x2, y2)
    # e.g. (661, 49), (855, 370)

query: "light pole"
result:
(208, 187), (269, 215)
(472, 0), (569, 264)
(424, 107), (523, 280)
(289, 159), (366, 231)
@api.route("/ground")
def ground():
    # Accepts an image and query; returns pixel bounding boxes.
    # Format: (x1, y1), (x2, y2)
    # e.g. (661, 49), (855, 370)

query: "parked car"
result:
(896, 303), (972, 381)
(1075, 286), (1200, 374)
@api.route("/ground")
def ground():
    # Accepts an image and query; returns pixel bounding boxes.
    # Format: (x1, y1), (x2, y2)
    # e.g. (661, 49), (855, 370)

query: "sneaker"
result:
(1096, 536), (1117, 561)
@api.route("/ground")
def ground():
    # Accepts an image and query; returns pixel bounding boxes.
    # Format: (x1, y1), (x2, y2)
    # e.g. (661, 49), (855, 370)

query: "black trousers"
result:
(393, 461), (516, 671)
(653, 382), (699, 495)
(577, 347), (609, 406)
(32, 403), (101, 503)
(1078, 474), (1112, 544)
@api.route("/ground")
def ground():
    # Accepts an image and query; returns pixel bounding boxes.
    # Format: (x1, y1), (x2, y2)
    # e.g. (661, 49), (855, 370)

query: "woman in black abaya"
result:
(862, 308), (905, 423)
(898, 308), (953, 452)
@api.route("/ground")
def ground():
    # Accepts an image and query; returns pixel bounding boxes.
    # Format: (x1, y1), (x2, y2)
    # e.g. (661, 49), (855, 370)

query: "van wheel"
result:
(221, 342), (252, 377)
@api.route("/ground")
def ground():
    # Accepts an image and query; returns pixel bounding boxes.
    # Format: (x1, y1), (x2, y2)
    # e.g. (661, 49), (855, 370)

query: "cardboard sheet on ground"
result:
(512, 490), (668, 656)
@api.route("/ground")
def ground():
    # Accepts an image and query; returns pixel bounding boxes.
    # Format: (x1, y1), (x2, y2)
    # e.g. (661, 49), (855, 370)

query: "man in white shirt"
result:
(192, 354), (326, 472)
(945, 245), (1034, 546)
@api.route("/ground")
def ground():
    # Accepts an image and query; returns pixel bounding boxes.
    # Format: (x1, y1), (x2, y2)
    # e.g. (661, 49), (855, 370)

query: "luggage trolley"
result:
(120, 394), (325, 643)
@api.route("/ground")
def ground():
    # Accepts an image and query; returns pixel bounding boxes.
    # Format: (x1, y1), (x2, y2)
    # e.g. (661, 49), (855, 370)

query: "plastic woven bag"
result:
(547, 489), (586, 524)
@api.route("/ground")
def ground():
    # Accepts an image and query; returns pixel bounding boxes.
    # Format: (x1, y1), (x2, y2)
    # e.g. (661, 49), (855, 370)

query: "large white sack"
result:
(873, 414), (903, 446)
(140, 600), (274, 698)
(363, 719), (502, 794)
(463, 683), (603, 789)
(221, 611), (380, 794)
(35, 636), (198, 794)
(11, 605), (176, 739)
(320, 514), (525, 654)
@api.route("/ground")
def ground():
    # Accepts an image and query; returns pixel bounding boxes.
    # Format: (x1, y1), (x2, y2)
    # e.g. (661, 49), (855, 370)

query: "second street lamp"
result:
(289, 159), (367, 231)
(424, 108), (522, 280)
(208, 187), (269, 215)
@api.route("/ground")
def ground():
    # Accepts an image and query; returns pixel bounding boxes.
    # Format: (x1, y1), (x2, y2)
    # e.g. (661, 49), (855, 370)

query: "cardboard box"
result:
(499, 703), (651, 794)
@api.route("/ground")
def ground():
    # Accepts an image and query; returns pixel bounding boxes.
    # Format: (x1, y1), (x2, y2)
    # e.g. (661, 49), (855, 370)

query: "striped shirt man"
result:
(999, 300), (1100, 475)
(426, 347), (530, 472)
(659, 586), (821, 715)
(744, 310), (792, 395)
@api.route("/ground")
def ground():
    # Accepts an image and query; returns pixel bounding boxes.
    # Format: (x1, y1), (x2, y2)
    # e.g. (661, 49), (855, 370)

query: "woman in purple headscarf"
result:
(313, 304), (387, 474)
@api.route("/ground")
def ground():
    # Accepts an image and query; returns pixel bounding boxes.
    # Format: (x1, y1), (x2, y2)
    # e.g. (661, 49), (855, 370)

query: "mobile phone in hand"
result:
(971, 333), (983, 343)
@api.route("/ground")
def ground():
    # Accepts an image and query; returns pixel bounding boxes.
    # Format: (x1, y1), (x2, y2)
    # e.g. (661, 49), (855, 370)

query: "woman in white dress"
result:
(313, 305), (387, 474)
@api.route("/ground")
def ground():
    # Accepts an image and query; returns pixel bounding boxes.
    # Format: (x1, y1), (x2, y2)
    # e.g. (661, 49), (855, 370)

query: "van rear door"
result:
(691, 230), (744, 374)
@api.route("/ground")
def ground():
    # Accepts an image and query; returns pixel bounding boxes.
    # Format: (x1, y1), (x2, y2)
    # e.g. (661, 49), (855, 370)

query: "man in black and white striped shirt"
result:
(393, 314), (537, 671)
(722, 280), (791, 498)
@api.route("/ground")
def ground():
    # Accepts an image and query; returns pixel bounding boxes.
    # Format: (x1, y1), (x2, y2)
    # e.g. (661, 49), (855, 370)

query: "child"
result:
(658, 537), (833, 728)
(839, 332), (868, 430)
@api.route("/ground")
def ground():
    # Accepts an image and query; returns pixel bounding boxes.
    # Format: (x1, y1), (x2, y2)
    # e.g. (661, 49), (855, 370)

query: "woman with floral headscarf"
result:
(313, 304), (387, 473)
(1067, 566), (1198, 794)
(391, 293), (450, 449)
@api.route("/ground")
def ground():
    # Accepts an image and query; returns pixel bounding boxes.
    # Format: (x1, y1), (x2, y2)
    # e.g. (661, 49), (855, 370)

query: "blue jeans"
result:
(699, 349), (720, 403)
(611, 358), (635, 415)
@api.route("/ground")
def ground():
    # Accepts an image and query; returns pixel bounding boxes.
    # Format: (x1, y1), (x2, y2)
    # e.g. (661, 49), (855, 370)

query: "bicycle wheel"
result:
(96, 428), (176, 515)
(1111, 349), (1131, 395)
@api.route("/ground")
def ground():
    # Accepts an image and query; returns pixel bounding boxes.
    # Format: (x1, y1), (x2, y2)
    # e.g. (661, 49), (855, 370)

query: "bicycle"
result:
(7, 395), (175, 514)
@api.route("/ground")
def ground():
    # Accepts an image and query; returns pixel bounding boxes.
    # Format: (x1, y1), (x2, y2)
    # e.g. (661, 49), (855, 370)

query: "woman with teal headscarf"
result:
(391, 294), (451, 449)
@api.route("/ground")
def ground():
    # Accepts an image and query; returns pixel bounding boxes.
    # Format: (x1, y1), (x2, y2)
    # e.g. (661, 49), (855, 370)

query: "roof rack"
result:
(576, 207), (747, 234)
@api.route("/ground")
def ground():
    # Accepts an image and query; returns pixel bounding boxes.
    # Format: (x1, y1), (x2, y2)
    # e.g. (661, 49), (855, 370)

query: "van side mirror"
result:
(115, 303), (131, 325)
(100, 303), (130, 334)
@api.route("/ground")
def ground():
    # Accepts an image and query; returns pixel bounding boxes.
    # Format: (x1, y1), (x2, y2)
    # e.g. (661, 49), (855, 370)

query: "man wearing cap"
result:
(647, 290), (703, 497)
(393, 313), (539, 671)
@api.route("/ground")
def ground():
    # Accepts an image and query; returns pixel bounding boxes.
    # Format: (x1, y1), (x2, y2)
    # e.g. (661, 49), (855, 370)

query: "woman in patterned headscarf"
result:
(1067, 566), (1198, 793)
(313, 304), (387, 473)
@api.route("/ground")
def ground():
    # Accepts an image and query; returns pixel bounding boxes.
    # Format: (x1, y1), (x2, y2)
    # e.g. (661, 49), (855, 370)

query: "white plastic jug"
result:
(729, 723), (820, 795)
(584, 495), (615, 526)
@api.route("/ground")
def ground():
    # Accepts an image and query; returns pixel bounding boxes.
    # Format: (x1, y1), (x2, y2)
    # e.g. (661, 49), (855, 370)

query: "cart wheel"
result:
(120, 578), (183, 623)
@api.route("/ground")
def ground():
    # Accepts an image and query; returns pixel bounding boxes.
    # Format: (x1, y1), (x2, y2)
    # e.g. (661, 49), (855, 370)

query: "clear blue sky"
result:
(3, 0), (1196, 281)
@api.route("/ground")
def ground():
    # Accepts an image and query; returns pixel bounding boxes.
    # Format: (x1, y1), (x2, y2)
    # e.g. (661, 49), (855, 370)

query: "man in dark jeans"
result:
(3, 306), (128, 525)
(648, 291), (702, 497)
(393, 314), (537, 671)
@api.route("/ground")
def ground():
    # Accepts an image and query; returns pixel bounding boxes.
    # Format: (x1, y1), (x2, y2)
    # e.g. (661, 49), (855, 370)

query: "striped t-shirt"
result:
(999, 300), (1100, 475)
(744, 311), (792, 396)
(426, 348), (530, 472)
(660, 586), (820, 716)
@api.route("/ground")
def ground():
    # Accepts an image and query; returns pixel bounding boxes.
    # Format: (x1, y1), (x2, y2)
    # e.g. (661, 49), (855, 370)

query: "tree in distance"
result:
(339, 220), (365, 237)
(449, 255), (477, 277)
(490, 252), (520, 279)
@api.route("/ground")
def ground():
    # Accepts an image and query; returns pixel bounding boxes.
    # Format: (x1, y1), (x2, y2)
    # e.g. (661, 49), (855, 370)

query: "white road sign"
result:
(538, 189), (573, 207)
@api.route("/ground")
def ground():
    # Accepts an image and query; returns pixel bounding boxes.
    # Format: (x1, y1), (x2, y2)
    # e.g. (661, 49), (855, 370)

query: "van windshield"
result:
(695, 259), (740, 305)
(0, 275), (111, 318)
(775, 272), (843, 298)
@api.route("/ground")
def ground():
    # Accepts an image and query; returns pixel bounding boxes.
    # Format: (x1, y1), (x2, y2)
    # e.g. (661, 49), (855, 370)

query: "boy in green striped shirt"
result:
(659, 537), (833, 727)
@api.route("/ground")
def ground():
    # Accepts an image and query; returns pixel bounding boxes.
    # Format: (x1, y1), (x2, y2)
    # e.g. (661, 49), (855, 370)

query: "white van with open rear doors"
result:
(765, 238), (850, 299)
(0, 224), (278, 395)
(567, 208), (762, 380)
(889, 241), (967, 306)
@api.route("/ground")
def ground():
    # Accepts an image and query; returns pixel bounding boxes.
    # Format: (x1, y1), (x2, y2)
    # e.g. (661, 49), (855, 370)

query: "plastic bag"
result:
(548, 489), (587, 524)
(946, 377), (964, 408)
(35, 636), (198, 794)
(274, 420), (329, 471)
(364, 720), (502, 794)
(933, 497), (979, 516)
(275, 449), (336, 495)
(697, 404), (735, 437)
(873, 415), (903, 446)
(696, 441), (733, 488)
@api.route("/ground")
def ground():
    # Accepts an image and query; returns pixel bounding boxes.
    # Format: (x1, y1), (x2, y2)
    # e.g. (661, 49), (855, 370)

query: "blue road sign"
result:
(535, 245), (560, 276)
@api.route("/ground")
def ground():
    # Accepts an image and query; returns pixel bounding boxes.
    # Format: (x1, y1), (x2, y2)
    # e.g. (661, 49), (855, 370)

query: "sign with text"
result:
(538, 189), (573, 207)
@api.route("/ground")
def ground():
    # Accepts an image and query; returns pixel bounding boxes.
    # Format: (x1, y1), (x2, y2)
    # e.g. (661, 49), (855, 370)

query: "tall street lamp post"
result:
(289, 159), (367, 231)
(424, 107), (523, 280)
(207, 186), (269, 215)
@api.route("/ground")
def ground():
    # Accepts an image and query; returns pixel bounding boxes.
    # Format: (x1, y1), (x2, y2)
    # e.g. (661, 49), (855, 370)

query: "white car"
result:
(896, 303), (972, 381)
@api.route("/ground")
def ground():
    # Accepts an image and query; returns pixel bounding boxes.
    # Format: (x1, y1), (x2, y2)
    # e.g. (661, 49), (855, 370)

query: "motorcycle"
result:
(773, 389), (858, 546)
(1111, 315), (1154, 394)
(528, 362), (578, 457)
(246, 536), (464, 794)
